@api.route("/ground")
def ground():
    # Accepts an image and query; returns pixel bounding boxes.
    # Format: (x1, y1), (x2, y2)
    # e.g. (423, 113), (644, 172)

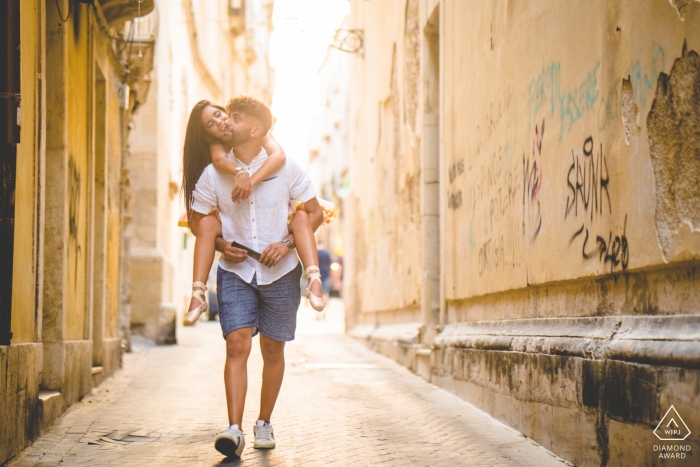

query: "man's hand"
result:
(259, 242), (291, 267)
(216, 237), (249, 263)
(231, 174), (253, 203)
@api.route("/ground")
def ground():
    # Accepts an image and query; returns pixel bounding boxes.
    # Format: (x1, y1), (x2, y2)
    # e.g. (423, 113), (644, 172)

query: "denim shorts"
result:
(216, 263), (302, 342)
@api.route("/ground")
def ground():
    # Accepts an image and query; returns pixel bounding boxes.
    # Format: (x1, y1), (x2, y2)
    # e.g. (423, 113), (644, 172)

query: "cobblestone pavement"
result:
(9, 299), (569, 467)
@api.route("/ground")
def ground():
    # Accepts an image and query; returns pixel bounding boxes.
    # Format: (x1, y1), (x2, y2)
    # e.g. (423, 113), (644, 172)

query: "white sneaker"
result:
(214, 426), (245, 458)
(253, 420), (276, 449)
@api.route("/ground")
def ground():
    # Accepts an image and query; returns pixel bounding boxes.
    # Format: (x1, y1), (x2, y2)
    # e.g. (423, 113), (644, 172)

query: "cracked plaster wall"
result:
(647, 42), (700, 262)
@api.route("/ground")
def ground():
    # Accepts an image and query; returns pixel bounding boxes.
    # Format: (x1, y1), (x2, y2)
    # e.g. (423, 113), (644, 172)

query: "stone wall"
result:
(0, 344), (42, 463)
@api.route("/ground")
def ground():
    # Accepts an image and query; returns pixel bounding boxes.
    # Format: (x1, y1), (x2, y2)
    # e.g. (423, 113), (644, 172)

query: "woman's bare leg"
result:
(288, 210), (323, 298)
(189, 214), (221, 312)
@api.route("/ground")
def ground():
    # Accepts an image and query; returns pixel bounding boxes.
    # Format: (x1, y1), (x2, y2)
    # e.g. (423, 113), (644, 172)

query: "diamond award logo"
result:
(654, 406), (691, 441)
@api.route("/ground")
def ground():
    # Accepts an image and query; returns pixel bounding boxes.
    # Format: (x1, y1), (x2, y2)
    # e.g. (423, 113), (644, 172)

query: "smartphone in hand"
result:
(230, 241), (262, 263)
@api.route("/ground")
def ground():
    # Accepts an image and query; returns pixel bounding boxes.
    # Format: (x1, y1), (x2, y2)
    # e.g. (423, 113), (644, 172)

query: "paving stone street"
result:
(8, 300), (570, 467)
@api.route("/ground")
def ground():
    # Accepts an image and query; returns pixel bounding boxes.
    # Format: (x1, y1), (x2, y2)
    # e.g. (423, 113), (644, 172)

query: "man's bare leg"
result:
(224, 328), (253, 427)
(257, 334), (286, 423)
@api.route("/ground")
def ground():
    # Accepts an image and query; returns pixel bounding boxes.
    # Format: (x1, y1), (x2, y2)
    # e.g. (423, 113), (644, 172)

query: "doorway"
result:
(0, 0), (21, 345)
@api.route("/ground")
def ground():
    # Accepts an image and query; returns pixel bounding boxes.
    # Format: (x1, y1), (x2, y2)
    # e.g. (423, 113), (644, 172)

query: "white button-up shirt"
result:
(191, 148), (316, 285)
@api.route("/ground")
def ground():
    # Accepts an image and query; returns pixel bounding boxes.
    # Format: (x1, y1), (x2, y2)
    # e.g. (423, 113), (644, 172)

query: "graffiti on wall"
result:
(466, 89), (513, 163)
(68, 158), (83, 288)
(597, 44), (665, 133)
(569, 215), (630, 272)
(597, 84), (619, 132)
(558, 62), (600, 142)
(565, 135), (630, 272)
(448, 88), (521, 277)
(528, 63), (560, 130)
(627, 43), (665, 109)
(528, 61), (601, 142)
(448, 159), (464, 210)
(564, 136), (611, 221)
(473, 141), (521, 276)
(523, 119), (544, 241)
(478, 217), (519, 276)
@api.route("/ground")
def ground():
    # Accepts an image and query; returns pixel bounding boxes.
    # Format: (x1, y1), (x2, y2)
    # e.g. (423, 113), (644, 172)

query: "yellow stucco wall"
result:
(11, 0), (41, 343)
(443, 0), (700, 302)
(64, 7), (91, 341)
(347, 0), (700, 326)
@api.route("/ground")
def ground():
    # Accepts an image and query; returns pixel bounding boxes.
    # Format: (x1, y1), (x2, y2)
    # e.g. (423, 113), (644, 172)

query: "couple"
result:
(182, 96), (328, 458)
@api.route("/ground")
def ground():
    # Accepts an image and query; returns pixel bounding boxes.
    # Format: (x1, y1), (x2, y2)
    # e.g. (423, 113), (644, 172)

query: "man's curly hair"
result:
(226, 95), (272, 134)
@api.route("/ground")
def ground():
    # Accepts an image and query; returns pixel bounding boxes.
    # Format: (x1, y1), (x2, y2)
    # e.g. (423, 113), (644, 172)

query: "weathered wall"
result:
(10, 0), (43, 345)
(1, 1), (151, 463)
(443, 0), (699, 299)
(346, 0), (424, 330)
(0, 344), (42, 463)
(65, 0), (90, 342)
(2, 5), (45, 460)
(346, 0), (700, 465)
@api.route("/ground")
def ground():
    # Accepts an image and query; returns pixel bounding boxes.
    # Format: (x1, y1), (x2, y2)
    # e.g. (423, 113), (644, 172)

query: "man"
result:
(189, 96), (323, 458)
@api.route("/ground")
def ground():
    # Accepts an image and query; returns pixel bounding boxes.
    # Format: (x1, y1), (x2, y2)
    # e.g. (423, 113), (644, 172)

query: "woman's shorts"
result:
(216, 263), (302, 342)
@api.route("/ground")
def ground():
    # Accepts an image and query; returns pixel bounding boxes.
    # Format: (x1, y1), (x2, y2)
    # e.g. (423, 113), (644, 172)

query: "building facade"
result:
(345, 1), (700, 465)
(125, 0), (276, 342)
(0, 0), (154, 463)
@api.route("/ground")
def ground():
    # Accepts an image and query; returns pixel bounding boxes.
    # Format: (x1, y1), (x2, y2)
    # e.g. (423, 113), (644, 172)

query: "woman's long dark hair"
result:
(181, 100), (226, 221)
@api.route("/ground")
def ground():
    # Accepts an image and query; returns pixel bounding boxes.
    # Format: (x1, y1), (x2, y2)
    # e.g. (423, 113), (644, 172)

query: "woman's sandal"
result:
(184, 281), (208, 325)
(305, 266), (325, 312)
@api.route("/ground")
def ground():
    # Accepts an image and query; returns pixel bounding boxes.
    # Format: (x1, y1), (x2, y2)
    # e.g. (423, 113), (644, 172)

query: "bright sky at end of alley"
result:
(270, 0), (350, 168)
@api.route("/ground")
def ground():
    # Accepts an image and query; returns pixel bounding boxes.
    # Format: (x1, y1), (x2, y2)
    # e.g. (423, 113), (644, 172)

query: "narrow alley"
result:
(8, 301), (567, 467)
(3, 1), (699, 466)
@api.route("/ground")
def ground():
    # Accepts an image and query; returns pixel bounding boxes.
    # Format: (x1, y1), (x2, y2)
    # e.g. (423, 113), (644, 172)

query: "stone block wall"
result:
(0, 344), (42, 464)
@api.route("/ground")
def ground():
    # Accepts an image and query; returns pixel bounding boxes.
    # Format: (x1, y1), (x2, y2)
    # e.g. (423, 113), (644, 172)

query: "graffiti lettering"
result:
(565, 136), (611, 221)
(528, 61), (602, 142)
(449, 159), (464, 184)
(523, 119), (545, 241)
(597, 84), (620, 132)
(477, 219), (519, 276)
(448, 190), (463, 210)
(468, 89), (513, 160)
(68, 158), (82, 287)
(559, 62), (600, 141)
(627, 43), (665, 108)
(569, 215), (629, 272)
(485, 91), (512, 140)
(467, 145), (520, 233)
(528, 63), (561, 129)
